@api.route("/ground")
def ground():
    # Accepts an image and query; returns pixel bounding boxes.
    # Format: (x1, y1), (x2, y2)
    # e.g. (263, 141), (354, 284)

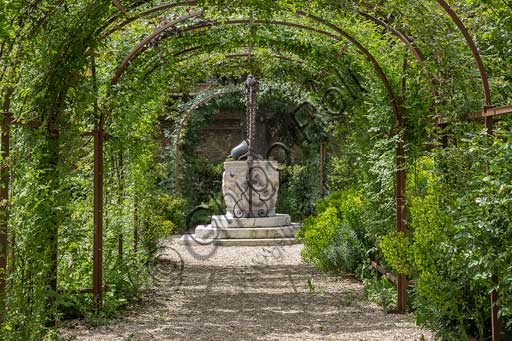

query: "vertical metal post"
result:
(484, 105), (495, 136)
(93, 127), (103, 309)
(484, 107), (500, 341)
(319, 140), (325, 196)
(396, 137), (407, 313)
(396, 51), (408, 313)
(133, 197), (139, 254)
(485, 116), (494, 136)
(491, 274), (501, 341)
(175, 143), (180, 193)
(0, 111), (10, 320)
(47, 118), (59, 327)
(117, 151), (124, 260)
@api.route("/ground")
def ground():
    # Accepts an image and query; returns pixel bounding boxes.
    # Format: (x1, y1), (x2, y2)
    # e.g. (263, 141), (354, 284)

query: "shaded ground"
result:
(60, 237), (431, 340)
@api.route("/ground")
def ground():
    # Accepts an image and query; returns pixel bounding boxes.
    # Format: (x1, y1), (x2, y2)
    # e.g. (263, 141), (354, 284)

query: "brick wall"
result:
(159, 107), (304, 164)
(194, 111), (244, 163)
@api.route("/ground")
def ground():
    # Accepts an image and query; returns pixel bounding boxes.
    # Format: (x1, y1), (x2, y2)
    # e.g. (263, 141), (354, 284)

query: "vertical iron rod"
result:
(118, 235), (123, 260)
(134, 198), (139, 254)
(47, 117), (59, 327)
(0, 111), (10, 320)
(484, 108), (500, 341)
(319, 140), (325, 196)
(491, 274), (501, 341)
(175, 143), (180, 193)
(93, 127), (104, 309)
(117, 150), (124, 260)
(485, 116), (494, 135)
(396, 137), (407, 313)
(396, 50), (408, 313)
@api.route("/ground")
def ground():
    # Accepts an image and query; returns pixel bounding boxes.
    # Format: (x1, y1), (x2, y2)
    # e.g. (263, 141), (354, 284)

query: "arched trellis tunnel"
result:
(1, 1), (512, 339)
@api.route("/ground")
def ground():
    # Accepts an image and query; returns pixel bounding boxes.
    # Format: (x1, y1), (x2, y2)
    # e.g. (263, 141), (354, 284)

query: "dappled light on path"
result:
(60, 238), (430, 340)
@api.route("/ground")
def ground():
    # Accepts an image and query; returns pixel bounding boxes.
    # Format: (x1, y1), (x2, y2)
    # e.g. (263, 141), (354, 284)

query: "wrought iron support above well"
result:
(245, 74), (260, 160)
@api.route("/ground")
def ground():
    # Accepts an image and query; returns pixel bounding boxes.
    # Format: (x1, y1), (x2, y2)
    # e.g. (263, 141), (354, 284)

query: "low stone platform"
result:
(211, 214), (291, 228)
(179, 234), (299, 247)
(178, 214), (301, 246)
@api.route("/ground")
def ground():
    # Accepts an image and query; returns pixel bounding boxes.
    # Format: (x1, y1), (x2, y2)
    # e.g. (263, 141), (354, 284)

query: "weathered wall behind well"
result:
(194, 111), (244, 163)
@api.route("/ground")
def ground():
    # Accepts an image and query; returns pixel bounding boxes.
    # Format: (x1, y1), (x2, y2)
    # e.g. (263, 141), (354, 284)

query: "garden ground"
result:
(60, 237), (431, 340)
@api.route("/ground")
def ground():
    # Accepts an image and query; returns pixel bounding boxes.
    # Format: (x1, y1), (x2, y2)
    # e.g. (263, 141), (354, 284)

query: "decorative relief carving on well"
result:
(222, 160), (279, 218)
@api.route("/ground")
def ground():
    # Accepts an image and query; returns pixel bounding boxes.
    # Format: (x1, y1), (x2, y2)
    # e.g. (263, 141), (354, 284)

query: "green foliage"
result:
(2, 0), (512, 339)
(377, 138), (512, 339)
(361, 265), (397, 313)
(142, 194), (186, 252)
(180, 158), (224, 209)
(406, 163), (490, 340)
(379, 232), (413, 276)
(298, 189), (365, 273)
(279, 164), (319, 220)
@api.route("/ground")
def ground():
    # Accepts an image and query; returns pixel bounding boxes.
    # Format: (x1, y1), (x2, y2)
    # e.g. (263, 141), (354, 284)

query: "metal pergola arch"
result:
(99, 1), (484, 110)
(1, 3), (507, 339)
(171, 85), (243, 193)
(141, 46), (310, 80)
(134, 26), (353, 82)
(89, 2), (486, 316)
(170, 81), (327, 197)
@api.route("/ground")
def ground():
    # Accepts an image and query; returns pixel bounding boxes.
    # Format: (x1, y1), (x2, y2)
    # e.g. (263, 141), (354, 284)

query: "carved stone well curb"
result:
(222, 160), (279, 218)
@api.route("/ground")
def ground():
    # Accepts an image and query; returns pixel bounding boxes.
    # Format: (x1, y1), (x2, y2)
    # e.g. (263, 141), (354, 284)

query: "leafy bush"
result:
(298, 189), (365, 273)
(380, 144), (512, 339)
(279, 163), (320, 220)
(361, 265), (397, 313)
(379, 232), (413, 276)
(142, 194), (186, 250)
(181, 159), (224, 208)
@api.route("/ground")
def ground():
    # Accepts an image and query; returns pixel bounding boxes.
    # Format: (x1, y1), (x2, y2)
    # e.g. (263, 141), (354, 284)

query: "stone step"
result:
(178, 234), (301, 246)
(195, 224), (300, 239)
(211, 214), (291, 228)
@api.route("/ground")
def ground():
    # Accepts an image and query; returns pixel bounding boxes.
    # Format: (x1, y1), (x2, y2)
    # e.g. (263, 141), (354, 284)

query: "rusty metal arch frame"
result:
(140, 43), (312, 81)
(103, 1), (492, 112)
(135, 20), (339, 74)
(432, 2), (498, 338)
(102, 2), (434, 106)
(0, 0), (499, 325)
(111, 18), (339, 85)
(111, 9), (204, 87)
(96, 1), (433, 318)
(173, 86), (242, 193)
(108, 17), (399, 125)
(97, 0), (496, 319)
(355, 10), (437, 101)
(435, 0), (491, 107)
(291, 11), (400, 125)
(101, 14), (404, 312)
(135, 21), (358, 81)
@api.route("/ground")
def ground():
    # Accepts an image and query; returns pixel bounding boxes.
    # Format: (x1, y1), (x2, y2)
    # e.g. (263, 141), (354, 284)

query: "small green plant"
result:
(298, 189), (366, 273)
(363, 276), (397, 313)
(307, 277), (315, 293)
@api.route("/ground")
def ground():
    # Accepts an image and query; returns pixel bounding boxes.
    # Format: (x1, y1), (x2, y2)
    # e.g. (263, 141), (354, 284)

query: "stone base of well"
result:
(178, 214), (301, 246)
(222, 160), (279, 218)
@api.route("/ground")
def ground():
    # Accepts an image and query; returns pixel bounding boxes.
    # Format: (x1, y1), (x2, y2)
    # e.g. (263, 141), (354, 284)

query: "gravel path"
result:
(60, 237), (431, 340)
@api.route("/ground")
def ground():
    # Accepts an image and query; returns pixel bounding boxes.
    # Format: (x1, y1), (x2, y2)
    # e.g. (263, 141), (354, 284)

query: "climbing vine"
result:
(1, 0), (512, 339)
